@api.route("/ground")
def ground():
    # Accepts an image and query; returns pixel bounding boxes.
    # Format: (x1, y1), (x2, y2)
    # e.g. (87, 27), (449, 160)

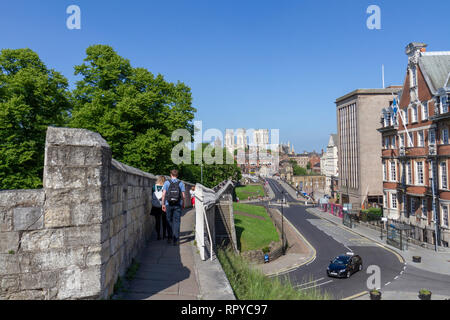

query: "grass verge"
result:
(233, 203), (279, 251)
(235, 184), (265, 200)
(217, 247), (331, 300)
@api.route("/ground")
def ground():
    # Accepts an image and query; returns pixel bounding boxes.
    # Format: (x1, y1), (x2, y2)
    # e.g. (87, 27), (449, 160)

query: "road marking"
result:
(385, 282), (391, 286)
(294, 277), (325, 288)
(306, 207), (405, 263)
(297, 280), (333, 291)
(342, 291), (369, 300)
(394, 276), (399, 280)
(400, 271), (403, 274)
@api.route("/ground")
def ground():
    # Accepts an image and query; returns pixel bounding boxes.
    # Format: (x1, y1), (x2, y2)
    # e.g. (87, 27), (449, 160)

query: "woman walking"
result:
(151, 176), (169, 240)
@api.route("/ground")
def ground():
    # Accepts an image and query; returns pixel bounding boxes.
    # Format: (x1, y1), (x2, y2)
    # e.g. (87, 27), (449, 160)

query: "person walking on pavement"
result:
(190, 186), (196, 208)
(161, 169), (186, 246)
(150, 176), (168, 240)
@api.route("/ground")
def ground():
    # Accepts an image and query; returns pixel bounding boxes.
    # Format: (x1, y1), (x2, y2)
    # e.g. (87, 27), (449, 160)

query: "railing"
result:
(319, 203), (344, 218)
(195, 180), (236, 261)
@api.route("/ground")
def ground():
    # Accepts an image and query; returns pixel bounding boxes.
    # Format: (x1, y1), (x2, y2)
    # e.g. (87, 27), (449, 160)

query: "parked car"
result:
(327, 253), (363, 278)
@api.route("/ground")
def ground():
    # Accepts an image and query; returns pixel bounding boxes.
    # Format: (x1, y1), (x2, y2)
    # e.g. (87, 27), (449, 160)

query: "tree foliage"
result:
(69, 45), (196, 176)
(180, 143), (242, 188)
(0, 49), (71, 189)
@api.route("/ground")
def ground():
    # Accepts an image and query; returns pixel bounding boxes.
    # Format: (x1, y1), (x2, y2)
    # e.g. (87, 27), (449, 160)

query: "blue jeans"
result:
(166, 205), (182, 240)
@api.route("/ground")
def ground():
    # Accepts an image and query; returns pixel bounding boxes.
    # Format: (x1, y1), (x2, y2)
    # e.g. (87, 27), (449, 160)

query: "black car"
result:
(326, 253), (363, 278)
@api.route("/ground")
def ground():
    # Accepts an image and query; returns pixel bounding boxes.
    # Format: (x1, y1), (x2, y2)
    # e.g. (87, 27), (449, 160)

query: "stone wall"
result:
(0, 127), (193, 300)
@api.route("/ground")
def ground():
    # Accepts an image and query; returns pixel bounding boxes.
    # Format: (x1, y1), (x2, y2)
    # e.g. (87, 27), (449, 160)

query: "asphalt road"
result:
(265, 178), (405, 300)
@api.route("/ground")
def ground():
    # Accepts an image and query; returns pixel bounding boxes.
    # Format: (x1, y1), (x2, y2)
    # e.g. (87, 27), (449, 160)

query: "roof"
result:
(419, 52), (450, 94)
(329, 134), (338, 146)
(335, 87), (401, 104)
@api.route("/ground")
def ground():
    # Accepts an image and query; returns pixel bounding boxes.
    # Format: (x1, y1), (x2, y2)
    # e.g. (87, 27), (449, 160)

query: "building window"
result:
(422, 101), (429, 120)
(412, 105), (418, 122)
(391, 193), (397, 209)
(391, 161), (397, 182)
(384, 193), (388, 208)
(410, 197), (416, 216)
(384, 137), (389, 149)
(406, 161), (412, 185)
(391, 136), (396, 149)
(442, 206), (449, 227)
(418, 131), (424, 147)
(442, 128), (449, 144)
(441, 161), (448, 189)
(441, 96), (449, 114)
(404, 109), (409, 125)
(407, 132), (414, 147)
(429, 129), (436, 145)
(399, 134), (405, 148)
(416, 161), (424, 185)
(422, 199), (427, 217)
(383, 161), (387, 181)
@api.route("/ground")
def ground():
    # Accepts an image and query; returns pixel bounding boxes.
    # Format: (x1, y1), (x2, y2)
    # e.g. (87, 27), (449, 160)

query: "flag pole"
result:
(392, 93), (413, 148)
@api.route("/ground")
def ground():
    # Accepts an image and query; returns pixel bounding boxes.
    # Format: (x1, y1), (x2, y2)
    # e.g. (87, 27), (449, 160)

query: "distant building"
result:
(321, 134), (339, 196)
(336, 86), (402, 208)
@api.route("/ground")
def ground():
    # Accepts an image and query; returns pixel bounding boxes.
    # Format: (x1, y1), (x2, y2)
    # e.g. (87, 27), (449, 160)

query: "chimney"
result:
(405, 42), (427, 56)
(406, 42), (427, 66)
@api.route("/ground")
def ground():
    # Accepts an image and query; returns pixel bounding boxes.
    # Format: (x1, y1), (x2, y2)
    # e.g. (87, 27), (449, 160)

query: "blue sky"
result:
(1, 0), (449, 152)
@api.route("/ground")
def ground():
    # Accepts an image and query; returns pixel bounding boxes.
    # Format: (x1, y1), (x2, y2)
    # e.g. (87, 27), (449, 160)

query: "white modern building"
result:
(321, 134), (339, 195)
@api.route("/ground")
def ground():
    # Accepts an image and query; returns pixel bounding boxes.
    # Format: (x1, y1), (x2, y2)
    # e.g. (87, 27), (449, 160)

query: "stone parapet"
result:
(0, 127), (193, 300)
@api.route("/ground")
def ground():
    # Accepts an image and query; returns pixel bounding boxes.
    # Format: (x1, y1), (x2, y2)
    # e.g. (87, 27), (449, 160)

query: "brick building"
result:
(379, 42), (450, 248)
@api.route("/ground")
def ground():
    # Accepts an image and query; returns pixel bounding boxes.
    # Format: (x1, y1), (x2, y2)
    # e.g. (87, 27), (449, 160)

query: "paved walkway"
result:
(114, 208), (235, 300)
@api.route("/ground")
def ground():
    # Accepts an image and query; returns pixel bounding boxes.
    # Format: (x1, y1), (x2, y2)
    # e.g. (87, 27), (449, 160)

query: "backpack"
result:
(167, 180), (182, 205)
(152, 185), (163, 208)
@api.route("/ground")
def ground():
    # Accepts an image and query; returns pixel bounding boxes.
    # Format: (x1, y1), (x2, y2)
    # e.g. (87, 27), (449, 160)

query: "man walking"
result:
(161, 169), (186, 246)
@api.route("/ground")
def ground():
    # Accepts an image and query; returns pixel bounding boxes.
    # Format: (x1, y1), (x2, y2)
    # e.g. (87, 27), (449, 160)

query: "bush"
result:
(217, 247), (331, 300)
(360, 208), (382, 222)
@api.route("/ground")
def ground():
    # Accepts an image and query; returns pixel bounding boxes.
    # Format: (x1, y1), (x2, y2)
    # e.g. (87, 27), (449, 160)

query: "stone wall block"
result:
(71, 201), (103, 226)
(13, 207), (43, 231)
(0, 275), (20, 294)
(20, 271), (59, 290)
(64, 225), (102, 247)
(57, 265), (102, 299)
(44, 205), (71, 228)
(0, 208), (12, 232)
(20, 229), (64, 252)
(0, 232), (19, 254)
(0, 254), (20, 275)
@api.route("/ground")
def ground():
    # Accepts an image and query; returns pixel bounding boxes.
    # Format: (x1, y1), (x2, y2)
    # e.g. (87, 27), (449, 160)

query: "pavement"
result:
(115, 208), (235, 300)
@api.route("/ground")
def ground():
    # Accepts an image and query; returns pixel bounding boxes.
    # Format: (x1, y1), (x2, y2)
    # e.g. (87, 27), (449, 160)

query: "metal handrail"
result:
(201, 202), (214, 261)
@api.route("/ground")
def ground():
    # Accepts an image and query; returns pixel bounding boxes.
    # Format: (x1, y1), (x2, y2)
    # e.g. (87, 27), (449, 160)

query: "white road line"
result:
(294, 277), (325, 288)
(385, 282), (391, 286)
(394, 276), (399, 280)
(298, 280), (333, 291)
(400, 271), (403, 274)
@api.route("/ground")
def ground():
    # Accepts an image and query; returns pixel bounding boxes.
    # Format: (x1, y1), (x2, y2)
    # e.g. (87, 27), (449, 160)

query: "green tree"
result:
(0, 49), (71, 189)
(69, 45), (196, 175)
(293, 165), (308, 176)
(180, 143), (241, 188)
